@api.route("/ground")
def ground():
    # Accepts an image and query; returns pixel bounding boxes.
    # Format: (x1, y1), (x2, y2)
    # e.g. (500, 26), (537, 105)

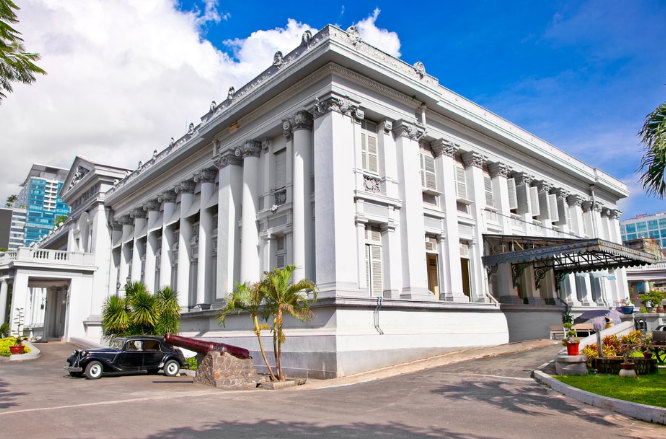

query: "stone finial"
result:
(210, 101), (217, 112)
(273, 51), (284, 67)
(414, 61), (426, 78)
(227, 86), (235, 100)
(301, 30), (313, 46)
(347, 26), (361, 44)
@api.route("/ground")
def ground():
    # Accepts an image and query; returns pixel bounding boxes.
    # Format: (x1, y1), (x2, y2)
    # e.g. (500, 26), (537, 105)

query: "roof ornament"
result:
(188, 123), (195, 133)
(169, 137), (175, 146)
(227, 86), (235, 101)
(414, 61), (426, 78)
(210, 100), (216, 112)
(346, 26), (361, 45)
(301, 30), (313, 46)
(273, 51), (283, 68)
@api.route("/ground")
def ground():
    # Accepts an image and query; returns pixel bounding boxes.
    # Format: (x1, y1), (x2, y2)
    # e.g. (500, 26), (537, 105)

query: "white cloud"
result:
(0, 0), (310, 201)
(354, 8), (401, 58)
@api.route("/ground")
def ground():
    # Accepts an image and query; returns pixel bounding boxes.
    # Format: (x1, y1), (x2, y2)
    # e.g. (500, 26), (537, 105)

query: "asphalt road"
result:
(1, 342), (664, 438)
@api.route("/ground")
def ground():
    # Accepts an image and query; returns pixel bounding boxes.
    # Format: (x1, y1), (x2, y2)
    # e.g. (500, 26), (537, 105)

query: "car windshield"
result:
(109, 338), (126, 349)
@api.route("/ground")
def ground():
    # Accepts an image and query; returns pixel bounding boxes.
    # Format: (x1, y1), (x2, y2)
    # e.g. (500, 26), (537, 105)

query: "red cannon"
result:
(164, 333), (251, 360)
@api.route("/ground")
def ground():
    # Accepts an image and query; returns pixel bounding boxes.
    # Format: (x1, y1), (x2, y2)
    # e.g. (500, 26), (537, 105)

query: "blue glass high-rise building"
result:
(14, 164), (70, 247)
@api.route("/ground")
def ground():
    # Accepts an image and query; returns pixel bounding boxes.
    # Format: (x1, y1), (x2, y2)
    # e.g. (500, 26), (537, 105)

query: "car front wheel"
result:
(84, 361), (103, 379)
(163, 359), (180, 377)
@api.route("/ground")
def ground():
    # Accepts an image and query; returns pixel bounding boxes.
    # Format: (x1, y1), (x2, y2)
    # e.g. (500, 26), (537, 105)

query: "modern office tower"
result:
(620, 212), (666, 249)
(7, 207), (26, 250)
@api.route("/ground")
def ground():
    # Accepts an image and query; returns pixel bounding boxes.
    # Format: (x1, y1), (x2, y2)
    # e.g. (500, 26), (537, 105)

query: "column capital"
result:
(174, 180), (196, 194)
(534, 180), (553, 193)
(293, 110), (313, 131)
(115, 215), (133, 226)
(488, 162), (510, 178)
(513, 172), (533, 186)
(129, 208), (146, 219)
(158, 190), (177, 204)
(143, 199), (160, 212)
(194, 168), (217, 184)
(392, 119), (424, 141)
(581, 200), (593, 212)
(461, 151), (485, 169)
(431, 138), (459, 158)
(282, 118), (293, 139)
(553, 188), (570, 200)
(214, 149), (243, 168)
(261, 137), (271, 152)
(237, 140), (261, 159)
(610, 209), (622, 220)
(592, 202), (603, 213)
(381, 119), (393, 134)
(601, 207), (612, 218)
(312, 95), (355, 118)
(567, 194), (584, 207)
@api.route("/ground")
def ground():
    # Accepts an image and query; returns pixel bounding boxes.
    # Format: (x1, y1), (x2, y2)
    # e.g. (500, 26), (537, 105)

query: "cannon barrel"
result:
(164, 333), (250, 359)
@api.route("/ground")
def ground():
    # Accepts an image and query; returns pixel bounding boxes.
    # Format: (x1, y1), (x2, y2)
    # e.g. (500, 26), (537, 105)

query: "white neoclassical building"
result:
(0, 26), (654, 377)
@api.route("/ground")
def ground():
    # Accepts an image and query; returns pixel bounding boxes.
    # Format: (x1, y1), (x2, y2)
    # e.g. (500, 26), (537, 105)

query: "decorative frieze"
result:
(261, 138), (271, 152)
(175, 180), (196, 194)
(293, 110), (313, 131)
(462, 151), (485, 169)
(364, 175), (381, 193)
(431, 138), (459, 158)
(488, 162), (510, 178)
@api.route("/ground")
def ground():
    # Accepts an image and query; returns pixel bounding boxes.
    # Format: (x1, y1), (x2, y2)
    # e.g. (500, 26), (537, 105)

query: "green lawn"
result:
(555, 369), (666, 408)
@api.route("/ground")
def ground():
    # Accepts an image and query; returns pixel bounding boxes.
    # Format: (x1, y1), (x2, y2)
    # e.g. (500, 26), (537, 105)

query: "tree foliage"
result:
(102, 282), (180, 338)
(218, 265), (317, 381)
(639, 102), (666, 197)
(0, 0), (46, 101)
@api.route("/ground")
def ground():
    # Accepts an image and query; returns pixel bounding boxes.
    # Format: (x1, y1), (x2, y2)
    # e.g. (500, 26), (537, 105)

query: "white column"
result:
(143, 201), (160, 293)
(393, 120), (430, 300)
(462, 151), (490, 303)
(0, 280), (8, 325)
(610, 209), (630, 301)
(9, 272), (28, 334)
(214, 151), (243, 299)
(195, 169), (216, 308)
(158, 191), (177, 290)
(130, 211), (146, 283)
(312, 97), (359, 297)
(567, 195), (585, 237)
(432, 139), (467, 302)
(292, 110), (314, 282)
(239, 141), (261, 283)
(176, 180), (195, 309)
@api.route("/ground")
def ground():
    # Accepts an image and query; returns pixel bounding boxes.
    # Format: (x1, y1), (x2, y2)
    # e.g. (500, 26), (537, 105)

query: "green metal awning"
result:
(483, 234), (657, 276)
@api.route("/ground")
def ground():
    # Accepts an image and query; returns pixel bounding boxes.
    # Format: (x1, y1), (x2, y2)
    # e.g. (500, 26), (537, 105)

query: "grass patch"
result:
(555, 369), (666, 408)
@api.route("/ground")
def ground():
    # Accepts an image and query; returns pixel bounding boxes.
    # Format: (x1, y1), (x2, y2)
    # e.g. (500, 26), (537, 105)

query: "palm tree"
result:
(0, 0), (46, 101)
(126, 283), (157, 335)
(259, 265), (317, 381)
(639, 102), (666, 197)
(154, 286), (180, 336)
(218, 282), (277, 381)
(102, 295), (130, 338)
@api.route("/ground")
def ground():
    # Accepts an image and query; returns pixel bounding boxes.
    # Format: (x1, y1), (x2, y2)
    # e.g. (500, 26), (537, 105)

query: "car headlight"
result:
(79, 350), (87, 357)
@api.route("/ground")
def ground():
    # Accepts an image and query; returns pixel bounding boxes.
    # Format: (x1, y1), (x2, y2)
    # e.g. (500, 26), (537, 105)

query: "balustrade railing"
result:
(0, 248), (94, 266)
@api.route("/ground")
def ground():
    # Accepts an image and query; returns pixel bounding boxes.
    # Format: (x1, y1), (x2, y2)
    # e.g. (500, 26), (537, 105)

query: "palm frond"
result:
(639, 103), (666, 197)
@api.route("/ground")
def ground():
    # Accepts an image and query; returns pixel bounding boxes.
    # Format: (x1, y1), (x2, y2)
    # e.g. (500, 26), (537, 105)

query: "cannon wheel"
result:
(163, 359), (180, 377)
(655, 347), (666, 364)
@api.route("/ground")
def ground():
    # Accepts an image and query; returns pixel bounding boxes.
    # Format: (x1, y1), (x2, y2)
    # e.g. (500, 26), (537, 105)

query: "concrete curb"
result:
(532, 369), (666, 425)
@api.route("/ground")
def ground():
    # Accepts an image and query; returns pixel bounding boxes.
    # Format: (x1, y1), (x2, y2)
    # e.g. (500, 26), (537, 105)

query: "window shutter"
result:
(507, 178), (518, 210)
(276, 254), (285, 268)
(421, 154), (436, 190)
(538, 190), (550, 221)
(516, 184), (531, 215)
(530, 186), (540, 217)
(549, 194), (560, 223)
(370, 245), (383, 296)
(455, 166), (467, 199)
(484, 175), (494, 207)
(274, 150), (286, 189)
(361, 133), (368, 171)
(367, 134), (379, 174)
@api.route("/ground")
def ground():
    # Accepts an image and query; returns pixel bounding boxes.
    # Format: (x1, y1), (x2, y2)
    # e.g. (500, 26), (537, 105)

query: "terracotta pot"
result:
(619, 362), (636, 377)
(643, 351), (653, 359)
(9, 345), (25, 355)
(566, 342), (579, 356)
(657, 306), (665, 313)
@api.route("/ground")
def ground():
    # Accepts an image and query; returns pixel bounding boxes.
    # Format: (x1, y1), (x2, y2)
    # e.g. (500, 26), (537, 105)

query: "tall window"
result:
(360, 120), (379, 175)
(483, 172), (495, 208)
(421, 149), (438, 205)
(274, 235), (286, 269)
(365, 226), (383, 297)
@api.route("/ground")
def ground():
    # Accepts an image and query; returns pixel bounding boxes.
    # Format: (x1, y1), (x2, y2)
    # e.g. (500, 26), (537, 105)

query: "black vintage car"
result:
(65, 336), (186, 379)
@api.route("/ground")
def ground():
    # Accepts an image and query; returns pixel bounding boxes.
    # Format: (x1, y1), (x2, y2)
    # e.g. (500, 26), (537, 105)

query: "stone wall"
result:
(193, 351), (262, 389)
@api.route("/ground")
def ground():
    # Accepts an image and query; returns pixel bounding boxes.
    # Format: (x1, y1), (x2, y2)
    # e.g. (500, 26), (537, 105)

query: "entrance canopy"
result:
(483, 234), (657, 276)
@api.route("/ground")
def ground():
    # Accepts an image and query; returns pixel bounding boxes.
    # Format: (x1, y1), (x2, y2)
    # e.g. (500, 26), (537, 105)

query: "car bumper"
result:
(65, 366), (83, 372)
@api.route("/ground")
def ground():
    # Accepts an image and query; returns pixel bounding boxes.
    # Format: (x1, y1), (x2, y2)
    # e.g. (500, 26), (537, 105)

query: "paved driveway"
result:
(1, 342), (664, 438)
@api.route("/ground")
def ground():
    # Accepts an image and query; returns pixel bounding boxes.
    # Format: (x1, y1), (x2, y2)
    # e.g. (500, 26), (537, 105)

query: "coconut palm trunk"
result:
(254, 314), (277, 381)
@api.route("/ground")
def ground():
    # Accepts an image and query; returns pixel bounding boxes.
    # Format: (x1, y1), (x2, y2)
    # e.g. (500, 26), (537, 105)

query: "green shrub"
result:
(0, 337), (31, 356)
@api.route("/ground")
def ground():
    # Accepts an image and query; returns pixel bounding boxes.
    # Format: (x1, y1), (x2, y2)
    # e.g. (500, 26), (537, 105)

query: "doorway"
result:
(426, 253), (440, 300)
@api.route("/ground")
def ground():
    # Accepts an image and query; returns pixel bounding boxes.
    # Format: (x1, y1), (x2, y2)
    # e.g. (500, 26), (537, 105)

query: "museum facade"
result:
(1, 25), (653, 378)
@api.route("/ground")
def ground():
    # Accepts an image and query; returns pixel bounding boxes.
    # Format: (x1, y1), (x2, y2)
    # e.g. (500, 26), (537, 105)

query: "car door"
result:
(141, 339), (165, 371)
(116, 339), (144, 371)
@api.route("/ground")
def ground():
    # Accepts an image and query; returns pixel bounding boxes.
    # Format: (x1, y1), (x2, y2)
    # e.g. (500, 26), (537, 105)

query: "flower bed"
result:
(0, 337), (32, 357)
(591, 357), (657, 375)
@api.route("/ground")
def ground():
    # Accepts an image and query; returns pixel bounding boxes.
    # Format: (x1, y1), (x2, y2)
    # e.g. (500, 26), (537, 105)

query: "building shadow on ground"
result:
(430, 378), (610, 426)
(143, 419), (501, 439)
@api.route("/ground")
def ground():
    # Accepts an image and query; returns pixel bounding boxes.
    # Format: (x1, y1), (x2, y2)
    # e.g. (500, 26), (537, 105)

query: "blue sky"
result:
(1, 0), (665, 220)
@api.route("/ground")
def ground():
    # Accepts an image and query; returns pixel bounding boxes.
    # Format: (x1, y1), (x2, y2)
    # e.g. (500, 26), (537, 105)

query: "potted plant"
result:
(619, 297), (634, 314)
(619, 345), (637, 378)
(9, 335), (25, 355)
(641, 333), (653, 359)
(562, 322), (579, 355)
